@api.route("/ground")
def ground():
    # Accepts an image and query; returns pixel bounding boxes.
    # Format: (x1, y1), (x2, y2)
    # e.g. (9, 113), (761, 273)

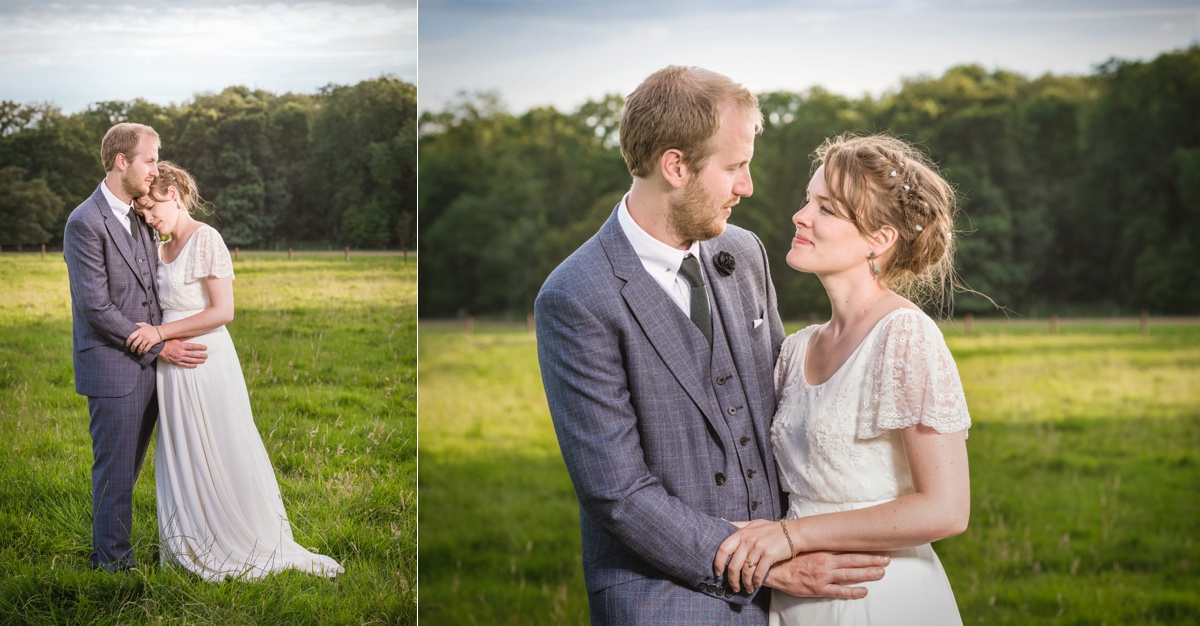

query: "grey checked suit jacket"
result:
(63, 184), (163, 396)
(536, 209), (787, 624)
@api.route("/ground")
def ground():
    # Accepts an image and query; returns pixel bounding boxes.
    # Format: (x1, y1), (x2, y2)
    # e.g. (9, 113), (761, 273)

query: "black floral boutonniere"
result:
(712, 251), (736, 277)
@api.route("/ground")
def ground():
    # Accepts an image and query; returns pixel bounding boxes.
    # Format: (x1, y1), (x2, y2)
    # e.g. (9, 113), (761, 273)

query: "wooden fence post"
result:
(964, 313), (974, 337)
(288, 248), (293, 261)
(344, 246), (350, 262)
(234, 247), (239, 261)
(40, 244), (46, 259)
(465, 315), (475, 335)
(1050, 315), (1059, 335)
(1140, 310), (1150, 336)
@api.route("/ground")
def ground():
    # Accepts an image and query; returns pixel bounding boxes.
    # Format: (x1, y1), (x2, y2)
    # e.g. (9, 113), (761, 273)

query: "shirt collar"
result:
(617, 194), (701, 276)
(99, 179), (133, 216)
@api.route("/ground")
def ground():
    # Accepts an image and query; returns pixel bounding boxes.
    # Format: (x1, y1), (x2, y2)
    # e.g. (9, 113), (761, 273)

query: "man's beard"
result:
(121, 167), (149, 199)
(668, 175), (728, 243)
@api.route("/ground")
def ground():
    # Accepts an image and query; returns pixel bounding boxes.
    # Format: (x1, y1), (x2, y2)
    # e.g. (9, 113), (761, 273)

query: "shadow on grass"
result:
(418, 415), (1200, 626)
(418, 449), (589, 626)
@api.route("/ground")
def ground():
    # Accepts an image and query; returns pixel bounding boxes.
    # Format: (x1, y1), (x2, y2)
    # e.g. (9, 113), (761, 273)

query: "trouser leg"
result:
(88, 367), (157, 571)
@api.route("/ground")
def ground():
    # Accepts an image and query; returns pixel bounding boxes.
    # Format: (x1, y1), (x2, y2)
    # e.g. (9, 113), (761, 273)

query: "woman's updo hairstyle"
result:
(815, 132), (959, 307)
(134, 161), (210, 215)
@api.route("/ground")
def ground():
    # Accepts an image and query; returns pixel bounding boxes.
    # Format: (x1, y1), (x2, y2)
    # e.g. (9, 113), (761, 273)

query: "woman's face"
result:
(137, 187), (182, 236)
(786, 165), (871, 276)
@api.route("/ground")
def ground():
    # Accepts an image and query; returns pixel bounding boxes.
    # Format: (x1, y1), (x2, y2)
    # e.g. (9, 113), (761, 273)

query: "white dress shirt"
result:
(617, 194), (706, 318)
(99, 180), (134, 234)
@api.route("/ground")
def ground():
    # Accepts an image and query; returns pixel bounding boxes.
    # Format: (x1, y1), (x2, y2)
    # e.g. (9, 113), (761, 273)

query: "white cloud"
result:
(1, 2), (417, 112)
(418, 0), (1200, 114)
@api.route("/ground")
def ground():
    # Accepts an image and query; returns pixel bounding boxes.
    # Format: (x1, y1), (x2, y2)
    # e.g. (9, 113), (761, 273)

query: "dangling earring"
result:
(868, 251), (881, 276)
(176, 200), (183, 211)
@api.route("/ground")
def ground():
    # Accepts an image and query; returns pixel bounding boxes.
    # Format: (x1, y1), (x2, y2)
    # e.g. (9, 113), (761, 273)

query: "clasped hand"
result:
(126, 322), (161, 356)
(714, 519), (795, 593)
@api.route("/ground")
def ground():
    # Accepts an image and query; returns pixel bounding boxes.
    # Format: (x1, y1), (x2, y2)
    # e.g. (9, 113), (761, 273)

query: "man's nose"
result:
(735, 170), (753, 198)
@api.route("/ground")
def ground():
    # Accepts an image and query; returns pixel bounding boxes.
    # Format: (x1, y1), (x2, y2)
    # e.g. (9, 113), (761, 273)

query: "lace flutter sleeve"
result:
(774, 327), (815, 400)
(856, 310), (970, 439)
(183, 226), (235, 284)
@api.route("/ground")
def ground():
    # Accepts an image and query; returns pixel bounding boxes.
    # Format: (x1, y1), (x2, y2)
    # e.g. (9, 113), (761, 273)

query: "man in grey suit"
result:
(63, 123), (208, 572)
(535, 66), (888, 623)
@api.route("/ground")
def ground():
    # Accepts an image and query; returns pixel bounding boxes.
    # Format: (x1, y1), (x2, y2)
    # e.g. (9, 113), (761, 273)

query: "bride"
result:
(715, 133), (971, 625)
(126, 162), (343, 581)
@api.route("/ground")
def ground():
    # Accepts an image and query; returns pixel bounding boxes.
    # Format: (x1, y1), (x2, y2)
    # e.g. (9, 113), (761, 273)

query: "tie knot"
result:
(679, 254), (705, 289)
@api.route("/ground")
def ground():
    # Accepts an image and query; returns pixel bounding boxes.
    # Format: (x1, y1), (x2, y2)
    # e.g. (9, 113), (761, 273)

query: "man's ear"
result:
(114, 152), (128, 171)
(659, 149), (688, 190)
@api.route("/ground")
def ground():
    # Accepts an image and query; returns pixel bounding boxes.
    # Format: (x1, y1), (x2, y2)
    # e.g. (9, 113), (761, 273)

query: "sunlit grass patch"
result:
(0, 252), (416, 625)
(418, 317), (1200, 625)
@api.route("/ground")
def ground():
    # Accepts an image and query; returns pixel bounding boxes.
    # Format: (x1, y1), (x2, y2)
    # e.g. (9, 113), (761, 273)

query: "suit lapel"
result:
(700, 238), (773, 432)
(598, 211), (719, 429)
(94, 188), (143, 290)
(134, 215), (160, 299)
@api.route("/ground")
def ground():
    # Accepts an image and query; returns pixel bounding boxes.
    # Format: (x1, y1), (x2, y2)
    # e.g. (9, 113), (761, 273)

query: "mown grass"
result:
(417, 318), (1200, 625)
(0, 252), (417, 625)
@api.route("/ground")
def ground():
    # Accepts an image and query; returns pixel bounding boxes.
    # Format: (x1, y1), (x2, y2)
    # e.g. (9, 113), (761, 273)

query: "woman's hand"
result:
(714, 519), (795, 593)
(125, 322), (162, 355)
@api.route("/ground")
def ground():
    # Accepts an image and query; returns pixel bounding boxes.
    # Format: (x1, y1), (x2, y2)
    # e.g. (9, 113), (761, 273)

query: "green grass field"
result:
(418, 318), (1200, 625)
(0, 252), (417, 625)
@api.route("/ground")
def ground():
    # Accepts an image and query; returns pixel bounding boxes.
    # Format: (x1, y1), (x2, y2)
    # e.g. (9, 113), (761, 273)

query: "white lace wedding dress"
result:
(768, 308), (968, 625)
(154, 225), (343, 581)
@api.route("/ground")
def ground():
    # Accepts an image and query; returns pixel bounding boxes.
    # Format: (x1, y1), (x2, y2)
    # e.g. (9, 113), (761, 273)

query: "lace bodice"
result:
(157, 225), (235, 315)
(769, 308), (970, 512)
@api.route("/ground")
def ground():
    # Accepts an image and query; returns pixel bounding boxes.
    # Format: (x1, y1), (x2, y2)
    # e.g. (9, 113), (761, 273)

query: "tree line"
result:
(419, 47), (1200, 317)
(0, 76), (416, 250)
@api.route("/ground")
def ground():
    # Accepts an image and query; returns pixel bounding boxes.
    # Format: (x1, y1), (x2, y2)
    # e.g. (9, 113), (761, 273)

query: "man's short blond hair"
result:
(619, 66), (762, 179)
(101, 123), (160, 172)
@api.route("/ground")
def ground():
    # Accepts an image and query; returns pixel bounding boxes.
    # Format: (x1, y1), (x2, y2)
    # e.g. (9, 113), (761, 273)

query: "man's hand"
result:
(126, 322), (161, 356)
(158, 339), (208, 368)
(762, 551), (889, 599)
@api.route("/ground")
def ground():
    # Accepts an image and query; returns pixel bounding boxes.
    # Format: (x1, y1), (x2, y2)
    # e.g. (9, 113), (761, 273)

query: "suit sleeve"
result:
(63, 216), (143, 359)
(536, 286), (757, 605)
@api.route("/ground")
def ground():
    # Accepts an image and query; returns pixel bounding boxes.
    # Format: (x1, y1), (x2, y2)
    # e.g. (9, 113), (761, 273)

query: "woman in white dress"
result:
(714, 134), (971, 625)
(125, 162), (343, 581)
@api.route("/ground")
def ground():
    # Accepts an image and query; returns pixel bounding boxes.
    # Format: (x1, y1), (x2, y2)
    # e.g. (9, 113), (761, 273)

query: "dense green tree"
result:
(1079, 47), (1200, 312)
(0, 103), (98, 237)
(0, 77), (416, 249)
(309, 77), (418, 249)
(418, 48), (1200, 317)
(0, 166), (64, 246)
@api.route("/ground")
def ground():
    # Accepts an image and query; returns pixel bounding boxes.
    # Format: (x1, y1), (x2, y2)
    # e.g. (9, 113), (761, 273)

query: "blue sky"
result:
(419, 0), (1199, 114)
(1, 1), (418, 113)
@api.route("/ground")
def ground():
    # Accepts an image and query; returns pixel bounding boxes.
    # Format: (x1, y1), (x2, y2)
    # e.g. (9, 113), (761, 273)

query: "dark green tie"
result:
(678, 254), (712, 346)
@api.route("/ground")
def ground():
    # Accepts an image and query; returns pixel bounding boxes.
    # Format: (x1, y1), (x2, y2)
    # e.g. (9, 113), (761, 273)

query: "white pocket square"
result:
(753, 318), (764, 329)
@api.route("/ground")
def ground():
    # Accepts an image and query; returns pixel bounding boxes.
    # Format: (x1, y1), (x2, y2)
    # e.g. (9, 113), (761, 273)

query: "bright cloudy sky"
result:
(420, 0), (1199, 114)
(1, 1), (418, 113)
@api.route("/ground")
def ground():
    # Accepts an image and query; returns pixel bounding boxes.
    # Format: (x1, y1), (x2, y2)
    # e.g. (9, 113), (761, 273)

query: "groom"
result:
(535, 66), (888, 623)
(63, 122), (207, 572)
